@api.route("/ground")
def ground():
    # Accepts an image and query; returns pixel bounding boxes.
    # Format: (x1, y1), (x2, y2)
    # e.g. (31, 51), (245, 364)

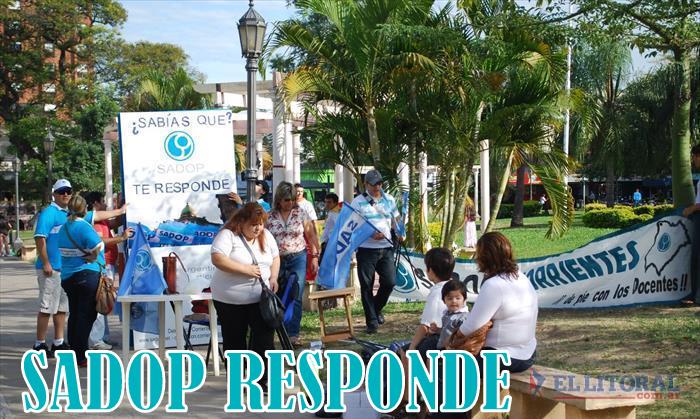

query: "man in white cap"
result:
(351, 169), (403, 333)
(32, 179), (126, 357)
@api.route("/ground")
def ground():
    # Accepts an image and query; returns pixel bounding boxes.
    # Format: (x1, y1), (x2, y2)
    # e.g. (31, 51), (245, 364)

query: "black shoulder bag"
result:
(238, 234), (285, 329)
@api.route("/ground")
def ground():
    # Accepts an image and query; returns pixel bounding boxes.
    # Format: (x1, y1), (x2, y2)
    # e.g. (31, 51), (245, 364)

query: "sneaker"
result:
(377, 314), (385, 325)
(33, 342), (53, 359)
(366, 324), (378, 334)
(51, 342), (71, 354)
(90, 341), (112, 350)
(103, 339), (119, 347)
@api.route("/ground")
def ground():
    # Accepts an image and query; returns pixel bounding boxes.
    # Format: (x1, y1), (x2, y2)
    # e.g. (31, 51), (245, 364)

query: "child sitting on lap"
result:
(436, 279), (470, 349)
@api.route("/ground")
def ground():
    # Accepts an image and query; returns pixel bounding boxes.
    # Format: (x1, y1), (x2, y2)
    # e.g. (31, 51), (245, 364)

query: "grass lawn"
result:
(300, 301), (700, 418)
(478, 212), (618, 259)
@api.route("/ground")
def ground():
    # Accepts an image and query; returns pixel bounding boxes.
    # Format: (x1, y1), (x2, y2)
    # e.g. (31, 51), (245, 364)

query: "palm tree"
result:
(128, 67), (211, 111)
(571, 37), (632, 206)
(459, 0), (576, 238)
(266, 0), (436, 168)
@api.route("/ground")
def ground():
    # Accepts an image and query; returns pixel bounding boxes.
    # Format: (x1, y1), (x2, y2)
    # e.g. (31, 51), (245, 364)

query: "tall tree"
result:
(569, 0), (700, 207)
(94, 40), (195, 101)
(128, 68), (211, 111)
(571, 34), (632, 206)
(267, 0), (436, 168)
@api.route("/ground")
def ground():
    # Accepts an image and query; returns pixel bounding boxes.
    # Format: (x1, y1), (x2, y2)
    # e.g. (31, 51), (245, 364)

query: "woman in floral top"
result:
(265, 181), (319, 347)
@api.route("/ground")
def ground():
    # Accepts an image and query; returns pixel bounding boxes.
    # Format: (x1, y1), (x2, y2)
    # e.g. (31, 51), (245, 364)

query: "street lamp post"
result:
(103, 121), (119, 210)
(13, 156), (23, 251)
(238, 0), (266, 203)
(43, 130), (55, 202)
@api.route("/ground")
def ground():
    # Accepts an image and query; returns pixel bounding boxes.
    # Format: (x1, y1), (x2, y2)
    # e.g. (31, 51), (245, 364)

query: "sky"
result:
(120, 0), (297, 83)
(119, 0), (662, 84)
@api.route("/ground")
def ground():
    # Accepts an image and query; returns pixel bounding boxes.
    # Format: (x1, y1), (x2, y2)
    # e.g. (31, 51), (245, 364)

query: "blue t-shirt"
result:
(633, 192), (642, 202)
(57, 218), (102, 280)
(34, 203), (94, 271)
(258, 198), (271, 213)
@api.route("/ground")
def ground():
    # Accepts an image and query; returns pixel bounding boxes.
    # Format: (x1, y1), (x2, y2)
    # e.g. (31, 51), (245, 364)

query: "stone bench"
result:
(507, 365), (655, 418)
(20, 244), (36, 262)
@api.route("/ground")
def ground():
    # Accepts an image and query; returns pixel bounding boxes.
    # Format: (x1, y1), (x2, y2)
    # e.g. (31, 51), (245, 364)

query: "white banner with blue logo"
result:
(119, 110), (234, 348)
(392, 214), (694, 308)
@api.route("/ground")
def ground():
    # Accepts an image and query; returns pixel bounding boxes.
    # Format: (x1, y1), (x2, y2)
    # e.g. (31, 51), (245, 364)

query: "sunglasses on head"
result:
(54, 188), (72, 195)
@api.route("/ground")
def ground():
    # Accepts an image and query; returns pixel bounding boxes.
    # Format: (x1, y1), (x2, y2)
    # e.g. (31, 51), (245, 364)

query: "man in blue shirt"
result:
(350, 170), (404, 333)
(33, 179), (126, 357)
(633, 189), (642, 207)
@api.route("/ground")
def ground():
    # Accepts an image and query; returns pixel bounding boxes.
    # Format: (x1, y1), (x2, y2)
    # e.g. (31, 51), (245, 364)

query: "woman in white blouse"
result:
(455, 232), (538, 372)
(210, 203), (280, 358)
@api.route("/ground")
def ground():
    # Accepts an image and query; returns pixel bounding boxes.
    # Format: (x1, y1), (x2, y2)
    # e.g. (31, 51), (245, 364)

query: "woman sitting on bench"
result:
(451, 232), (538, 373)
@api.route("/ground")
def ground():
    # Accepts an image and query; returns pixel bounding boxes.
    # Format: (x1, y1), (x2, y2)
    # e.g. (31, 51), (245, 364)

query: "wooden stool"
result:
(307, 287), (355, 343)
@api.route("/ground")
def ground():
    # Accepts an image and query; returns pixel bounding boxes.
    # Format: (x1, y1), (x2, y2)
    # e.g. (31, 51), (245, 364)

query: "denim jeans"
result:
(278, 251), (307, 337)
(61, 269), (99, 363)
(356, 247), (396, 327)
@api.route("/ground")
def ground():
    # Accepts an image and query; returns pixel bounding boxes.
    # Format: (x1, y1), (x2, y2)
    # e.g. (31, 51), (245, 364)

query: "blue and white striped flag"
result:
(317, 203), (378, 289)
(115, 224), (167, 335)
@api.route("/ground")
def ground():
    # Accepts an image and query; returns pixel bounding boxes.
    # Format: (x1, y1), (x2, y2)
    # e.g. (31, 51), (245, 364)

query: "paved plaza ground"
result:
(0, 258), (379, 418)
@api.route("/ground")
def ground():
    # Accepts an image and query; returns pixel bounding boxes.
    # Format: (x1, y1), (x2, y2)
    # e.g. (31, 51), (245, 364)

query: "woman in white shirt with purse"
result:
(455, 231), (538, 373)
(210, 203), (280, 358)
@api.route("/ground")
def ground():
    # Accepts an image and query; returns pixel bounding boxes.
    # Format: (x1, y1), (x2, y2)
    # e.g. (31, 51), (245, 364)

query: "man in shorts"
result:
(33, 179), (126, 357)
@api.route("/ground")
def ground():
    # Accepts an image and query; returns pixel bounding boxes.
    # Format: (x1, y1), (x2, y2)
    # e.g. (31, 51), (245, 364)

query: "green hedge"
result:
(582, 208), (640, 228)
(428, 222), (442, 245)
(582, 206), (667, 229)
(584, 203), (607, 212)
(632, 205), (655, 216)
(653, 204), (675, 217)
(497, 200), (542, 219)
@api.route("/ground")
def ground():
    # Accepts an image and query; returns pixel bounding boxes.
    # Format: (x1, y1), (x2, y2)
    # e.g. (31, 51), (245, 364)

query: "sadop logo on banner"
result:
(391, 213), (695, 308)
(164, 131), (195, 161)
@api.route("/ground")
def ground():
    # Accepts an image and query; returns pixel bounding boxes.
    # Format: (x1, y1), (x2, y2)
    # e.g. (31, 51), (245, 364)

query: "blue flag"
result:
(115, 223), (167, 335)
(397, 191), (409, 238)
(318, 203), (379, 289)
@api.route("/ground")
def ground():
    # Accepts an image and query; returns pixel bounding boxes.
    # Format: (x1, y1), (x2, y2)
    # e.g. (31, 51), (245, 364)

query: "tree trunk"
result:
(511, 164), (527, 227)
(485, 149), (515, 232)
(605, 155), (616, 207)
(444, 164), (474, 249)
(440, 170), (454, 246)
(671, 50), (696, 207)
(407, 138), (417, 249)
(366, 105), (381, 167)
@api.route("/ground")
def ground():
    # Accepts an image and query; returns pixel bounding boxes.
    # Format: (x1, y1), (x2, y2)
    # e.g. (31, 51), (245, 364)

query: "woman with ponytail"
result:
(56, 195), (104, 366)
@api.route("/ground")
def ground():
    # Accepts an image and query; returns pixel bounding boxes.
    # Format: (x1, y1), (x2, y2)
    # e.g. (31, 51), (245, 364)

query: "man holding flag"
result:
(116, 224), (168, 336)
(351, 169), (404, 334)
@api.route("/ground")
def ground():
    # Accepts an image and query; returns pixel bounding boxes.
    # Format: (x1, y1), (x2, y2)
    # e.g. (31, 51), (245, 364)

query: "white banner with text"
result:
(391, 214), (694, 308)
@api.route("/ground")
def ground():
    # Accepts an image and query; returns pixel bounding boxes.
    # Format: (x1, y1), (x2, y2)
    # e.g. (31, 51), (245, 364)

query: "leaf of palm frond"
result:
(528, 161), (574, 239)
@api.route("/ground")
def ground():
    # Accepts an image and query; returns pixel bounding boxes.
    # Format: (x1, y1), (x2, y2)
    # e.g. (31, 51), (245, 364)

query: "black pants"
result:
(689, 212), (700, 303)
(61, 270), (99, 363)
(356, 247), (396, 327)
(213, 300), (274, 359)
